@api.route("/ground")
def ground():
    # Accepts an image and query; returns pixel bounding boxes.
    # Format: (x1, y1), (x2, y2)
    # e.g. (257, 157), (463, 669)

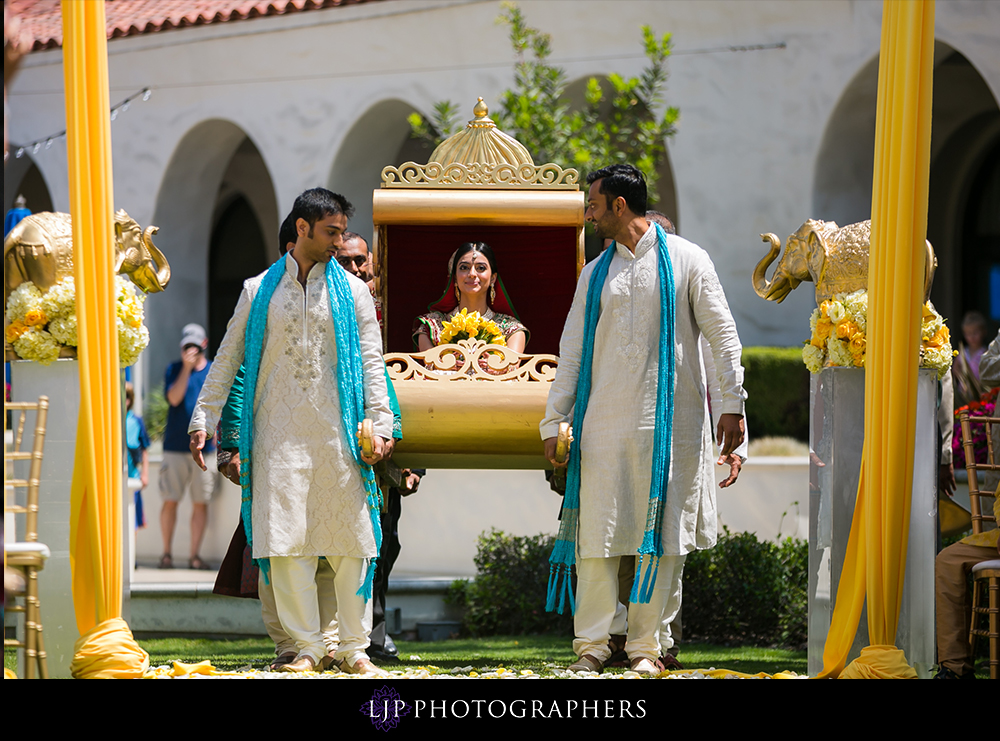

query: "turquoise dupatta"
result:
(546, 223), (676, 614)
(238, 257), (383, 599)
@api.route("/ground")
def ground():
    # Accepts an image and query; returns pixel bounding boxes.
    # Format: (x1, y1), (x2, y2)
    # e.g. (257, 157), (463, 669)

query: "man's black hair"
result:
(586, 164), (648, 216)
(278, 212), (297, 256)
(342, 231), (370, 251)
(290, 188), (355, 234)
(645, 210), (676, 235)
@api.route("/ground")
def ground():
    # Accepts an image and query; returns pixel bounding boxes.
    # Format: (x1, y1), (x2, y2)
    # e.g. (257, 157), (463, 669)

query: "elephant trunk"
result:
(753, 233), (791, 302)
(923, 239), (937, 302)
(142, 225), (171, 292)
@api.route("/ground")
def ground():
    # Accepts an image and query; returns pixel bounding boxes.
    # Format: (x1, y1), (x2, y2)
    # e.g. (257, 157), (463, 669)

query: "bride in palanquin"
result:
(412, 241), (528, 354)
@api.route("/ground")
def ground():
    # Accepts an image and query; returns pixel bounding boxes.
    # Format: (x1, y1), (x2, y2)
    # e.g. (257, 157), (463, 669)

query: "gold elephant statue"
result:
(752, 218), (936, 304)
(4, 209), (170, 305)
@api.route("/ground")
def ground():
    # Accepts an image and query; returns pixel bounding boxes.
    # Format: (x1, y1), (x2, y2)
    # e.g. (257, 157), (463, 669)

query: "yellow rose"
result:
(835, 320), (857, 340)
(924, 326), (949, 349)
(24, 309), (48, 327)
(6, 320), (28, 342)
(849, 333), (866, 356)
(815, 317), (834, 342)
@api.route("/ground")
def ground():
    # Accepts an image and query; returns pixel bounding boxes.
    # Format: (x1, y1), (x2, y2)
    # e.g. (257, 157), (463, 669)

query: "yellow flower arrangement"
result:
(5, 276), (149, 367)
(802, 289), (954, 378)
(438, 308), (507, 346)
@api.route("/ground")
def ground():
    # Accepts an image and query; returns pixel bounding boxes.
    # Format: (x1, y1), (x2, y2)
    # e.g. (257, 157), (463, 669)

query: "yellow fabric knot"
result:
(70, 617), (150, 679)
(838, 645), (917, 679)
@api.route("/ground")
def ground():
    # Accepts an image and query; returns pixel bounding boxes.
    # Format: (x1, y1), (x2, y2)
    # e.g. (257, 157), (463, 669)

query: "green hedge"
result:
(742, 346), (810, 443)
(447, 530), (574, 637)
(453, 528), (807, 648)
(683, 528), (808, 648)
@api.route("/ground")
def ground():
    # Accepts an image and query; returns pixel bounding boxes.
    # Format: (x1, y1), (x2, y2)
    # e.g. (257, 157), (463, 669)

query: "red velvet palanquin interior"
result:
(381, 224), (579, 357)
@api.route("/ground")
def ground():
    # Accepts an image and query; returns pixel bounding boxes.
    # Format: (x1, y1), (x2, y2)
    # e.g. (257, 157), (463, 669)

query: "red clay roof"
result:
(8, 0), (381, 51)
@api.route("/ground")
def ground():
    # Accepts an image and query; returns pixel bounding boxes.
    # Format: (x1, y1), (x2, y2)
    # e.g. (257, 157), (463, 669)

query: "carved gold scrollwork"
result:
(384, 339), (559, 383)
(380, 161), (579, 189)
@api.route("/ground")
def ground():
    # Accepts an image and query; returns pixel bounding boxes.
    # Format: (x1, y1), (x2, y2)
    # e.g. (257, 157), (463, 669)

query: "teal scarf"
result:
(546, 223), (676, 614)
(239, 257), (383, 599)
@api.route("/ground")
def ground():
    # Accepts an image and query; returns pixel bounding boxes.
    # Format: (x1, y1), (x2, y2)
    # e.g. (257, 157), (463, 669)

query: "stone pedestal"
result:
(9, 358), (131, 677)
(807, 367), (937, 676)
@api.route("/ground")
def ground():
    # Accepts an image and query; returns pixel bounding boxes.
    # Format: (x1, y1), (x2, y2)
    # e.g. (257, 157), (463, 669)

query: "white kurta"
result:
(540, 226), (746, 558)
(190, 254), (394, 559)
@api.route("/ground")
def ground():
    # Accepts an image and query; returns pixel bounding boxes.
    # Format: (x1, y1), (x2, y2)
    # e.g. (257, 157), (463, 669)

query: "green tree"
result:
(408, 2), (679, 205)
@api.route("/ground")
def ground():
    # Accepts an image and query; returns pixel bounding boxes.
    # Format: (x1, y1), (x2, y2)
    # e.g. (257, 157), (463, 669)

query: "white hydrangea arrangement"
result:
(802, 289), (953, 379)
(5, 276), (149, 367)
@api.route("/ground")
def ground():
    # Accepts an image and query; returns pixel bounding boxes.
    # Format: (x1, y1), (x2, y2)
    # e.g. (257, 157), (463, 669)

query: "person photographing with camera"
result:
(158, 323), (219, 570)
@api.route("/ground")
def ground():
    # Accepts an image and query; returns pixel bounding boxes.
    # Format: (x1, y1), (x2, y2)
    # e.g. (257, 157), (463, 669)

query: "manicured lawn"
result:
(135, 634), (808, 675)
(10, 636), (990, 678)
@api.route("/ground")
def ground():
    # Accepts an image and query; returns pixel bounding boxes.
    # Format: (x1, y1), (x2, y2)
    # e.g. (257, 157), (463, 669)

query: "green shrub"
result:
(453, 527), (807, 647)
(449, 529), (573, 637)
(777, 537), (809, 648)
(742, 346), (810, 443)
(683, 528), (808, 648)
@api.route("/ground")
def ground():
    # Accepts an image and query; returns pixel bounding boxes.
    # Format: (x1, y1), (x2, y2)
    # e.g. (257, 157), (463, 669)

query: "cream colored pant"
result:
(269, 555), (371, 665)
(260, 558), (339, 657)
(574, 554), (686, 662)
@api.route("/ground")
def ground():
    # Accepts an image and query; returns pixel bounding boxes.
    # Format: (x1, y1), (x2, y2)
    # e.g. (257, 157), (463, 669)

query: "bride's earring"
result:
(455, 284), (461, 302)
(490, 282), (496, 304)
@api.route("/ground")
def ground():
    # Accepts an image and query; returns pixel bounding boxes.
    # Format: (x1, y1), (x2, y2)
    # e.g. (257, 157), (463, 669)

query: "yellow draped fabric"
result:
(70, 618), (150, 679)
(62, 0), (146, 676)
(818, 0), (934, 679)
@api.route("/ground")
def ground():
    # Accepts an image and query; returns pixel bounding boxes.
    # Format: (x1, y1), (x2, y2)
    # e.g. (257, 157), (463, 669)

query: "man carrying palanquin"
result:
(542, 164), (747, 675)
(189, 188), (394, 675)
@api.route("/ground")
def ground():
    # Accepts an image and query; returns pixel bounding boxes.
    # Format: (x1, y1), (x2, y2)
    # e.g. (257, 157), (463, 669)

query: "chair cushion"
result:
(971, 559), (1000, 575)
(4, 541), (51, 566)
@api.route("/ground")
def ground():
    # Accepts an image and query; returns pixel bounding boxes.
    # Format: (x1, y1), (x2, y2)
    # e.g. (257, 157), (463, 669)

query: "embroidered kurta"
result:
(190, 254), (393, 559)
(540, 226), (746, 558)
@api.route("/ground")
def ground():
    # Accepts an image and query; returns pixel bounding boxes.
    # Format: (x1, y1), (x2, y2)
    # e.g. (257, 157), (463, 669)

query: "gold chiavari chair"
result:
(4, 396), (50, 679)
(957, 409), (1000, 680)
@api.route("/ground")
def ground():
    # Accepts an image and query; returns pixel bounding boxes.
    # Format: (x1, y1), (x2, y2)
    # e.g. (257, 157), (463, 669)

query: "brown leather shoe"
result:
(318, 653), (340, 672)
(568, 654), (603, 673)
(656, 652), (685, 672)
(341, 656), (387, 676)
(279, 655), (316, 673)
(269, 652), (297, 671)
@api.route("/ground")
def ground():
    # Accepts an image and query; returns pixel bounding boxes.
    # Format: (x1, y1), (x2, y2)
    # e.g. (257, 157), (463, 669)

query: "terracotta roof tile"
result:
(8, 0), (379, 50)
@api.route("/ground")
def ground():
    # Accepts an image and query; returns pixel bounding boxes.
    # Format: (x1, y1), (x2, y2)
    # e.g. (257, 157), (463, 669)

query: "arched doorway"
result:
(3, 153), (54, 216)
(328, 99), (434, 247)
(208, 195), (268, 358)
(149, 121), (277, 383)
(814, 43), (1000, 328)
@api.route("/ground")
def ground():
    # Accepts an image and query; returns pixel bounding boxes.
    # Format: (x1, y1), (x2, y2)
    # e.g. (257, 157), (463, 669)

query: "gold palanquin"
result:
(376, 99), (583, 469)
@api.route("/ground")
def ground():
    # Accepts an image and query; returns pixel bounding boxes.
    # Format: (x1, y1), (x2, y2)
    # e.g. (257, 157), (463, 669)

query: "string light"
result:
(11, 87), (152, 158)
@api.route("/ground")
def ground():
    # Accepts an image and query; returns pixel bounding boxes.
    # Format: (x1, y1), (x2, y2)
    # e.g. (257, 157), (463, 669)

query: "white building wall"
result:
(7, 0), (1000, 382)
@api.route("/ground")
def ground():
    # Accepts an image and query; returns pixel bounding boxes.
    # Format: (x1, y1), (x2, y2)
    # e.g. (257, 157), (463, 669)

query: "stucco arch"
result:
(4, 150), (54, 215)
(813, 42), (1000, 325)
(328, 99), (433, 246)
(148, 119), (277, 383)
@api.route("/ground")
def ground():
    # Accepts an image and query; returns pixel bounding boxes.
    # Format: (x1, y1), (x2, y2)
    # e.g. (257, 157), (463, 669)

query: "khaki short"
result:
(159, 451), (219, 504)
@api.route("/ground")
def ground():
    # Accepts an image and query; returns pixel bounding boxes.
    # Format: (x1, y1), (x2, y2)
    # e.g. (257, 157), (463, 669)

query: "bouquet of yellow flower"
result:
(802, 289), (953, 378)
(438, 308), (507, 346)
(5, 276), (150, 367)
